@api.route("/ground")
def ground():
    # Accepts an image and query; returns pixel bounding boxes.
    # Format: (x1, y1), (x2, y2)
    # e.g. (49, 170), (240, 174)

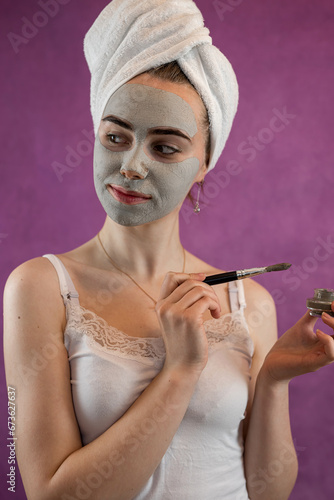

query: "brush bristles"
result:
(266, 263), (291, 273)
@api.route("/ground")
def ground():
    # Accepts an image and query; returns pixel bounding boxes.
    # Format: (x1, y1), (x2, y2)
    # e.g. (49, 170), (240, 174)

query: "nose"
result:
(120, 147), (149, 180)
(120, 166), (147, 180)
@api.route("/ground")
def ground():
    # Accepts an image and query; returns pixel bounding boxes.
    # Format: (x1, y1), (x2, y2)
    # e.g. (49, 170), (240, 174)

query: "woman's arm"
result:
(243, 282), (334, 500)
(243, 282), (298, 500)
(4, 261), (219, 500)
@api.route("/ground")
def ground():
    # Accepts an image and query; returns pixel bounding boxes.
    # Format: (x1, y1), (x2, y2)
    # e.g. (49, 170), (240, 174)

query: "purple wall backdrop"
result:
(1, 0), (334, 498)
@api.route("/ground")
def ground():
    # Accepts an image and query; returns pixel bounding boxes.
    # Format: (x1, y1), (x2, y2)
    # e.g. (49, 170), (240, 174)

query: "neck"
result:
(97, 210), (186, 281)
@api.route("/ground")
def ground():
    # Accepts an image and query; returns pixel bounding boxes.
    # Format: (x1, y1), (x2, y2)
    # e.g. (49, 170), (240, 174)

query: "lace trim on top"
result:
(64, 299), (254, 366)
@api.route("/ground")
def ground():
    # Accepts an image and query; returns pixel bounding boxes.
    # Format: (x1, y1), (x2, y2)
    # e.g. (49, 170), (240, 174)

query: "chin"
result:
(106, 214), (158, 227)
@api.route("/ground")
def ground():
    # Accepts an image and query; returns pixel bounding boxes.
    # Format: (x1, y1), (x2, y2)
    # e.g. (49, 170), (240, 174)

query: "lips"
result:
(107, 184), (152, 205)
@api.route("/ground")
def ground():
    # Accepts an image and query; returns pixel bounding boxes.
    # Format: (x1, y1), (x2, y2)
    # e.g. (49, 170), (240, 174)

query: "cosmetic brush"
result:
(203, 263), (291, 286)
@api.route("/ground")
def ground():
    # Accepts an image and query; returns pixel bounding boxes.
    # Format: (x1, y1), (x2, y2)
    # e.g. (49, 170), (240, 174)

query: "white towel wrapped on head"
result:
(83, 0), (239, 172)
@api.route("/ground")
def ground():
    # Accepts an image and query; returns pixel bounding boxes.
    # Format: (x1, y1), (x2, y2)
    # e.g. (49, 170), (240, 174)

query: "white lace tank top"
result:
(43, 254), (253, 500)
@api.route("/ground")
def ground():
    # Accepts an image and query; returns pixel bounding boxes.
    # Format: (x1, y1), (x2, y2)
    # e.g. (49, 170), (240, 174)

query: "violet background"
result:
(1, 0), (334, 499)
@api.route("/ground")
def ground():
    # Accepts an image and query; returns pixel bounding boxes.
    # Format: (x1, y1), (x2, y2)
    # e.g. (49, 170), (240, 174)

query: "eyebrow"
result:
(103, 116), (133, 131)
(103, 116), (191, 142)
(149, 129), (191, 142)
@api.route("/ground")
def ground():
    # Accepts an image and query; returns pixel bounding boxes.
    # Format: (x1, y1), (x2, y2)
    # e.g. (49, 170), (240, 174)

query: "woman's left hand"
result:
(261, 301), (334, 384)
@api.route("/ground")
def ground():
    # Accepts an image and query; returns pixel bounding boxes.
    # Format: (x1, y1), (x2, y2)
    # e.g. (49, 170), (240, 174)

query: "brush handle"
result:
(203, 271), (238, 285)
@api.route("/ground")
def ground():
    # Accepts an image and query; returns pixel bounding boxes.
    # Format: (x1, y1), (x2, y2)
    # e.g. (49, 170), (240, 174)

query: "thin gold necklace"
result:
(97, 231), (186, 306)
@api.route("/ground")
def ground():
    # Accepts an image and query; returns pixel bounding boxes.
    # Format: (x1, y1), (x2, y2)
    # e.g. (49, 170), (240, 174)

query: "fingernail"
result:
(322, 312), (330, 319)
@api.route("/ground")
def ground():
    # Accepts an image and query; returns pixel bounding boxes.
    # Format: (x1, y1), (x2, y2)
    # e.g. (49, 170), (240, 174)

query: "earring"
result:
(194, 181), (204, 214)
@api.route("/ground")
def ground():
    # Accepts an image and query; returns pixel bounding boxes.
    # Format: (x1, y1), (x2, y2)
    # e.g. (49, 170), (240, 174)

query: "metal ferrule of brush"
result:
(237, 267), (267, 279)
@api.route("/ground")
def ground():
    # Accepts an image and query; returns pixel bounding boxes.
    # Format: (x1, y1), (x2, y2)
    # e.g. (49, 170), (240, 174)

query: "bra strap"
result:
(42, 254), (79, 306)
(228, 280), (247, 313)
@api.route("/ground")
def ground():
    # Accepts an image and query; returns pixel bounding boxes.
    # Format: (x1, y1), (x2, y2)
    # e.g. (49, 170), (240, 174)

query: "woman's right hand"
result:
(155, 272), (221, 375)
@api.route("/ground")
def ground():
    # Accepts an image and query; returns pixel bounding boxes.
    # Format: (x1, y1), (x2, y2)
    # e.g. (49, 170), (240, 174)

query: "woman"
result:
(4, 1), (334, 499)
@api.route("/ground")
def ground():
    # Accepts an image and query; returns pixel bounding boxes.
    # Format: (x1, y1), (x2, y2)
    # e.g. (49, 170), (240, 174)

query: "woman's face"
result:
(93, 73), (208, 226)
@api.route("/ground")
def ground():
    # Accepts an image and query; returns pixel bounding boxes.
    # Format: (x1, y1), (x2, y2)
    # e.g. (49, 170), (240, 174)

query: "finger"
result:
(321, 312), (334, 329)
(331, 301), (334, 313)
(176, 286), (221, 317)
(298, 310), (319, 329)
(186, 295), (222, 320)
(315, 330), (334, 361)
(164, 277), (218, 306)
(158, 271), (205, 301)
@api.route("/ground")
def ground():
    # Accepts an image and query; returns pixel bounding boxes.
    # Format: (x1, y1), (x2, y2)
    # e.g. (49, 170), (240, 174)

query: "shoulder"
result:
(243, 277), (276, 313)
(4, 256), (66, 332)
(5, 256), (59, 296)
(242, 278), (278, 354)
(186, 250), (276, 302)
(188, 250), (277, 342)
(186, 252), (276, 320)
(186, 252), (276, 308)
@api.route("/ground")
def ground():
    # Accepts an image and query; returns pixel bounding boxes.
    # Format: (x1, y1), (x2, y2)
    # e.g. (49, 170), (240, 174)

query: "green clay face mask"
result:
(93, 83), (201, 226)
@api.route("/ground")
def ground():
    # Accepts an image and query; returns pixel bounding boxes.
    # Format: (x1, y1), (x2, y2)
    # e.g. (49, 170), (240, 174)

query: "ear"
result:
(196, 163), (208, 184)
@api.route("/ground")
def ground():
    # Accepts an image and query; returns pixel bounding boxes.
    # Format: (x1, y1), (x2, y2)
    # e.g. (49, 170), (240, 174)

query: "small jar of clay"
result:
(306, 288), (334, 317)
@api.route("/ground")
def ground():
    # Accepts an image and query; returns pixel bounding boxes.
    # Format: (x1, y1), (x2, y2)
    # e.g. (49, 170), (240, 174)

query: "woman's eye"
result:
(106, 134), (128, 145)
(154, 145), (180, 155)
